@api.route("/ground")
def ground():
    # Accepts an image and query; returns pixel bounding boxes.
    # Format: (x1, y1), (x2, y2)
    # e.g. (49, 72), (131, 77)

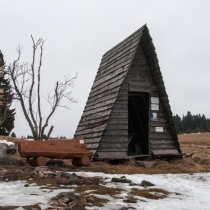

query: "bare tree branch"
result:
(37, 39), (44, 139)
(5, 37), (77, 140)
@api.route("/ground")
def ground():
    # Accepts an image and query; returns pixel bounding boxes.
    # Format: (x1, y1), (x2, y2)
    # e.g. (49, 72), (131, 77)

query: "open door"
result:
(128, 92), (150, 156)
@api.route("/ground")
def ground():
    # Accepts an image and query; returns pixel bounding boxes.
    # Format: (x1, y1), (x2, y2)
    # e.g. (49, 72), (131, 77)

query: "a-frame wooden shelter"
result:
(74, 25), (182, 159)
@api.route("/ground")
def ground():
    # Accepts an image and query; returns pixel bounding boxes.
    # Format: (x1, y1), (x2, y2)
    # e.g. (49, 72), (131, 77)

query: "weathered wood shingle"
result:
(74, 26), (145, 151)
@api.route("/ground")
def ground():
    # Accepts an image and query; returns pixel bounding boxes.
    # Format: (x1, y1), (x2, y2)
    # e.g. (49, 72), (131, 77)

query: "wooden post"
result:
(72, 156), (90, 166)
(28, 156), (47, 166)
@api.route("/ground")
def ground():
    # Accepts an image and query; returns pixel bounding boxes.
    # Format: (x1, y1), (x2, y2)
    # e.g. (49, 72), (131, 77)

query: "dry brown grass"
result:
(129, 188), (169, 200)
(1, 132), (210, 174)
(74, 184), (123, 197)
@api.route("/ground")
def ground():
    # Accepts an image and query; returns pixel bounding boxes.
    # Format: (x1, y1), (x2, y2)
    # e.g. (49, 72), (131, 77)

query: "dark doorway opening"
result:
(128, 92), (149, 155)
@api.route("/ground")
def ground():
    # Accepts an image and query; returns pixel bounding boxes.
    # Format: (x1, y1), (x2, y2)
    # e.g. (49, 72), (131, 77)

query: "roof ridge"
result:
(103, 24), (147, 58)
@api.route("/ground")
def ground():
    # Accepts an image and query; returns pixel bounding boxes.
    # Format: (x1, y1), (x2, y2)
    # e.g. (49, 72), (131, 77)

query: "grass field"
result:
(1, 132), (210, 174)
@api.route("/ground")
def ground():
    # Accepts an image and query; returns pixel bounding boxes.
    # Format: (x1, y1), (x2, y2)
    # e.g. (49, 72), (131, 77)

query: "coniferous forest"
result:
(173, 111), (210, 134)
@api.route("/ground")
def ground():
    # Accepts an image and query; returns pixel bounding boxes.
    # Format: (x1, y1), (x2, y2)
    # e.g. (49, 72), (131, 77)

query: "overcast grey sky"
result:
(1, 0), (210, 138)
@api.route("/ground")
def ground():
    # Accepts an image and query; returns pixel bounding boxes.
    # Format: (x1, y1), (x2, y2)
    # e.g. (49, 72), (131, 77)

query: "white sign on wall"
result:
(151, 104), (159, 111)
(155, 127), (164, 132)
(151, 97), (159, 104)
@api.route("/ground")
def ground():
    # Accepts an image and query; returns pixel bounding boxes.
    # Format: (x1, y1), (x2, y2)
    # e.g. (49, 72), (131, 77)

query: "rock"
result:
(0, 144), (8, 165)
(53, 192), (77, 202)
(6, 146), (16, 154)
(123, 199), (137, 203)
(32, 166), (59, 178)
(111, 177), (132, 183)
(48, 200), (59, 207)
(119, 207), (136, 210)
(43, 171), (57, 177)
(0, 144), (6, 157)
(0, 206), (20, 210)
(185, 152), (194, 158)
(136, 160), (157, 169)
(60, 172), (79, 181)
(57, 178), (71, 185)
(0, 157), (9, 165)
(8, 157), (24, 166)
(58, 197), (69, 207)
(140, 180), (155, 187)
(67, 201), (77, 208)
(22, 204), (41, 210)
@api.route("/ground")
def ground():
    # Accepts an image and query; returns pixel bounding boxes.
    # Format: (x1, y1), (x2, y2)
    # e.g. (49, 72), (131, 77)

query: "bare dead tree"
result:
(6, 36), (77, 140)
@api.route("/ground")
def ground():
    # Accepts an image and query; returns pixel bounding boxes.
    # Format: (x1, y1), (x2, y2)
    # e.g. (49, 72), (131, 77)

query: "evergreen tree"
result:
(0, 76), (15, 136)
(173, 112), (210, 134)
(11, 132), (16, 137)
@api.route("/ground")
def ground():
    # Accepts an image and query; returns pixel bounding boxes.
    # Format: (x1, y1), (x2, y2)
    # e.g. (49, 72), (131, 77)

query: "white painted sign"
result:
(155, 127), (164, 132)
(151, 97), (159, 104)
(151, 104), (159, 111)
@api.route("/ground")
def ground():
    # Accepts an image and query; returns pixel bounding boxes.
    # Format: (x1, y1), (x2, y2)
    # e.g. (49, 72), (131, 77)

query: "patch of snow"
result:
(0, 140), (15, 146)
(0, 180), (71, 208)
(0, 172), (210, 209)
(75, 172), (210, 210)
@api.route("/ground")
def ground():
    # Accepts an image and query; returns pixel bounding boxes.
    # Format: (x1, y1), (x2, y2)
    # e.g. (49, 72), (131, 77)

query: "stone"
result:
(123, 199), (137, 203)
(140, 180), (155, 187)
(22, 204), (41, 210)
(0, 144), (6, 158)
(119, 207), (136, 210)
(6, 146), (16, 154)
(111, 177), (132, 183)
(57, 178), (71, 185)
(0, 157), (9, 166)
(60, 172), (79, 181)
(8, 157), (24, 166)
(67, 201), (77, 208)
(0, 206), (20, 210)
(136, 160), (157, 169)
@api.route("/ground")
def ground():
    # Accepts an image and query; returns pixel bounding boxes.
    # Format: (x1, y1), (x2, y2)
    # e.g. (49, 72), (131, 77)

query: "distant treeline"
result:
(173, 111), (210, 134)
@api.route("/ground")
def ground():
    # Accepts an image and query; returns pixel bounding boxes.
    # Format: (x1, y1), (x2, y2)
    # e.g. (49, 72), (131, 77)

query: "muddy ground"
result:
(1, 132), (210, 175)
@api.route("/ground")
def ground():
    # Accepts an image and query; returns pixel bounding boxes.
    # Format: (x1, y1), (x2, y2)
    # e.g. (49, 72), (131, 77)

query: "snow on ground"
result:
(0, 181), (71, 209)
(76, 172), (210, 210)
(0, 140), (14, 146)
(0, 172), (210, 209)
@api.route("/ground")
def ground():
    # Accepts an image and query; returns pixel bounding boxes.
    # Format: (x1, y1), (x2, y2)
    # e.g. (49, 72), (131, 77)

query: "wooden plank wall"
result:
(140, 27), (181, 155)
(97, 41), (180, 158)
(97, 83), (128, 158)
